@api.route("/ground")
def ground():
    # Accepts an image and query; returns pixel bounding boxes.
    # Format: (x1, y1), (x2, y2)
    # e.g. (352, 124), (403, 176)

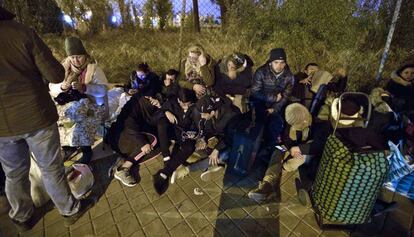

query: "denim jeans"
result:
(188, 150), (230, 172)
(0, 124), (79, 222)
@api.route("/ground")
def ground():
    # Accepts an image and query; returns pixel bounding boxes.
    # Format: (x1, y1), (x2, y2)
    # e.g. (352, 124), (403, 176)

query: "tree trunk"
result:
(193, 0), (200, 32)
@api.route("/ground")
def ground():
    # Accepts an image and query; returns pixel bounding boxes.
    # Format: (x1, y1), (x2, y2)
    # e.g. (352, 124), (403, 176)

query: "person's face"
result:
(136, 70), (146, 80)
(401, 67), (414, 81)
(166, 74), (176, 82)
(69, 55), (86, 67)
(270, 60), (286, 73)
(227, 61), (237, 72)
(305, 65), (319, 76)
(200, 111), (215, 120)
(188, 52), (200, 64)
(178, 99), (192, 111)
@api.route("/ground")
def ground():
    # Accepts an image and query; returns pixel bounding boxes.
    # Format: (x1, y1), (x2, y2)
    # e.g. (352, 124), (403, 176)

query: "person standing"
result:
(0, 4), (91, 230)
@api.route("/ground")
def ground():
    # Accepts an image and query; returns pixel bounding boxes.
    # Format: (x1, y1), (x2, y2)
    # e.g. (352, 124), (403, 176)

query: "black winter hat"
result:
(65, 36), (87, 56)
(267, 48), (287, 63)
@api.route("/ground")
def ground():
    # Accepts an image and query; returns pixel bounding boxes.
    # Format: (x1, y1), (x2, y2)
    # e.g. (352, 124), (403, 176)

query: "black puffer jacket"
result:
(251, 64), (294, 112)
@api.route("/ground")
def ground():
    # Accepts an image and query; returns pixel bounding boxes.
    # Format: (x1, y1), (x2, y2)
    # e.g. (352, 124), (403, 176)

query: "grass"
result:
(43, 28), (413, 91)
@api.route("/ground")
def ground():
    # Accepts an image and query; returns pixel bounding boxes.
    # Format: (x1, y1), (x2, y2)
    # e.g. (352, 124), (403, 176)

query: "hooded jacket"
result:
(251, 63), (294, 112)
(0, 7), (64, 136)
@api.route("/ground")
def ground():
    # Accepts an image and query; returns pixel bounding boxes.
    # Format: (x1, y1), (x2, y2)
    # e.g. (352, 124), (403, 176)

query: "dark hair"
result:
(177, 88), (196, 103)
(54, 89), (88, 105)
(137, 62), (150, 73)
(166, 69), (179, 77)
(396, 64), (414, 77)
(305, 63), (319, 70)
(196, 96), (221, 113)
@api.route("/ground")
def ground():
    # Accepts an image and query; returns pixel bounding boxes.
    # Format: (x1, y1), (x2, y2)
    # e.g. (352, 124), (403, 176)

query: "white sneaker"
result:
(200, 166), (223, 182)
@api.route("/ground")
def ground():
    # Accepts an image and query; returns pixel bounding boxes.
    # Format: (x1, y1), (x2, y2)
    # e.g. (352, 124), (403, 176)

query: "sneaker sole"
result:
(200, 166), (223, 182)
(170, 171), (177, 184)
(247, 192), (268, 202)
(114, 173), (137, 187)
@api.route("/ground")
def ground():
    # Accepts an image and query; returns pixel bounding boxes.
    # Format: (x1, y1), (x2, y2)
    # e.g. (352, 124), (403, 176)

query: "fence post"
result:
(375, 0), (403, 82)
(193, 0), (200, 33)
(178, 0), (187, 68)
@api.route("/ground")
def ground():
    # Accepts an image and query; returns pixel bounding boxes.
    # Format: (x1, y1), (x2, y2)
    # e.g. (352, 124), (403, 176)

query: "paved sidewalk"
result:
(0, 152), (413, 237)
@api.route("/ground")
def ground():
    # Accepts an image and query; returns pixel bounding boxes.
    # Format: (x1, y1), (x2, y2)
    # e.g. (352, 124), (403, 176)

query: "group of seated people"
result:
(46, 36), (414, 200)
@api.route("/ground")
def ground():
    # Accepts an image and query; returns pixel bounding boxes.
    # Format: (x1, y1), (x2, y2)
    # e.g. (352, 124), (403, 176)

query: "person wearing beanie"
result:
(289, 96), (387, 172)
(153, 95), (241, 195)
(178, 44), (216, 98)
(213, 52), (254, 113)
(248, 103), (313, 202)
(49, 36), (109, 165)
(251, 48), (294, 148)
(0, 5), (93, 230)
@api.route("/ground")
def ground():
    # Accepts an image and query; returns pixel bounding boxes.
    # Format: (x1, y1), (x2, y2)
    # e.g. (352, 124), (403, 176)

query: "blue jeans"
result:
(188, 150), (230, 172)
(0, 124), (79, 222)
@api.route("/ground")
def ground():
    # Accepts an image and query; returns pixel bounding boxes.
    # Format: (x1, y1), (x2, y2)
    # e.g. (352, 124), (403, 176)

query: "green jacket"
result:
(178, 55), (216, 90)
(0, 7), (64, 136)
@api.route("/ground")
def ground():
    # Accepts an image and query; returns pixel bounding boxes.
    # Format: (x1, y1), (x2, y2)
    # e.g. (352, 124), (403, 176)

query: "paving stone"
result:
(238, 195), (261, 213)
(237, 216), (265, 236)
(107, 190), (128, 209)
(177, 199), (198, 218)
(214, 213), (239, 236)
(20, 229), (44, 237)
(106, 180), (123, 196)
(44, 208), (63, 226)
(181, 179), (200, 197)
(144, 189), (162, 203)
(223, 185), (246, 201)
(224, 203), (248, 220)
(188, 190), (212, 209)
(199, 201), (220, 223)
(300, 212), (322, 234)
(117, 215), (140, 237)
(143, 218), (169, 237)
(160, 207), (184, 230)
(168, 187), (190, 206)
(291, 221), (319, 237)
(92, 211), (116, 235)
(136, 204), (158, 227)
(196, 224), (217, 237)
(186, 212), (210, 234)
(123, 184), (144, 200)
(203, 182), (223, 200)
(129, 193), (150, 212)
(169, 220), (194, 237)
(127, 229), (145, 237)
(278, 208), (301, 231)
(139, 178), (154, 192)
(112, 202), (134, 223)
(45, 219), (68, 237)
(284, 201), (311, 219)
(69, 211), (91, 230)
(70, 222), (94, 237)
(281, 180), (298, 197)
(153, 195), (174, 214)
(96, 225), (119, 237)
(90, 197), (111, 218)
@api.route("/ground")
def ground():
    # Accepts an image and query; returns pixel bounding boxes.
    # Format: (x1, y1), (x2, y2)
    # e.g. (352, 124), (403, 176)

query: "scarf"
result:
(391, 75), (413, 87)
(184, 58), (202, 82)
(61, 57), (97, 92)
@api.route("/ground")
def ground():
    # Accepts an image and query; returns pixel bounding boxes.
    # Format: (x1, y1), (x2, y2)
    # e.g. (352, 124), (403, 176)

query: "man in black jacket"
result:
(251, 48), (294, 147)
(153, 95), (241, 195)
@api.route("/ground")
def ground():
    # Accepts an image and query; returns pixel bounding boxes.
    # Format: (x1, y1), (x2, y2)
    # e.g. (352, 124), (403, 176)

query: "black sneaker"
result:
(63, 199), (95, 227)
(248, 181), (273, 202)
(153, 171), (169, 195)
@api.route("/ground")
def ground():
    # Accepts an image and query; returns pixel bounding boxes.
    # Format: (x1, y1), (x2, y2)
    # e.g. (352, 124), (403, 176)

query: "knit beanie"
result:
(285, 103), (312, 130)
(65, 36), (87, 56)
(267, 48), (287, 63)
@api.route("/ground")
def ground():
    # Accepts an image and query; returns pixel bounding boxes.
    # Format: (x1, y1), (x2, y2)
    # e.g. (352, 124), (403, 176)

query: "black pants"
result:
(160, 139), (196, 177)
